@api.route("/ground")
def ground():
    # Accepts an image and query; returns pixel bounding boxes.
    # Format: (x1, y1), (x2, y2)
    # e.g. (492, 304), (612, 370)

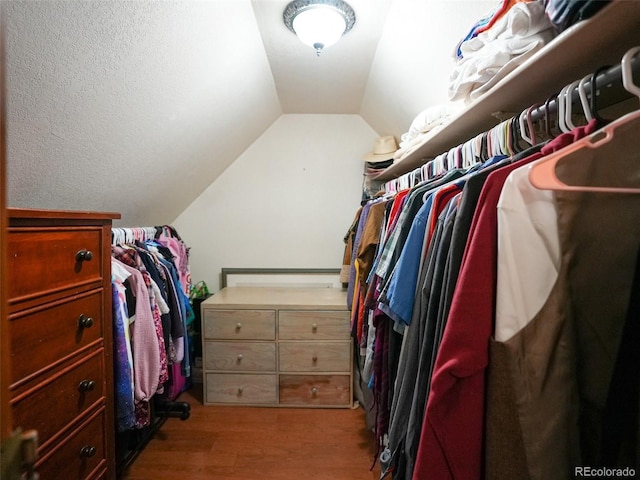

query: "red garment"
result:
(474, 0), (534, 36)
(357, 290), (366, 345)
(427, 184), (463, 246)
(412, 122), (597, 480)
(385, 189), (411, 240)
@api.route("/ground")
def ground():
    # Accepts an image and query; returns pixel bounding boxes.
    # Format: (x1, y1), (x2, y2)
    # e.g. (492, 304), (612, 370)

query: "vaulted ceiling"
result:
(3, 0), (495, 225)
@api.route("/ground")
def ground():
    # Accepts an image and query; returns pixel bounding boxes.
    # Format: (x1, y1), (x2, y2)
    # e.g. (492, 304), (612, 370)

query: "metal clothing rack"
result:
(525, 53), (640, 126)
(112, 224), (193, 478)
(111, 226), (159, 245)
(115, 397), (191, 477)
(383, 52), (640, 193)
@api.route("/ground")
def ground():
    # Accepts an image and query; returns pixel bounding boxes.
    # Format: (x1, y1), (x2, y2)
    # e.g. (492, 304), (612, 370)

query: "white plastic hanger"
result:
(578, 74), (595, 123)
(528, 46), (640, 193)
(563, 80), (581, 131)
(557, 84), (570, 133)
(518, 110), (533, 146)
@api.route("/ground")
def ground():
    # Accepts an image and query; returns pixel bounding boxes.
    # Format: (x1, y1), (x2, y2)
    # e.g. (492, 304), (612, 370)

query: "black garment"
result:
(380, 170), (466, 290)
(600, 244), (640, 469)
(135, 244), (187, 364)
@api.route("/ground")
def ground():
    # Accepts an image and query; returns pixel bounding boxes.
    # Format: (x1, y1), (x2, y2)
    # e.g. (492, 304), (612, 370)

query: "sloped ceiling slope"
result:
(5, 0), (281, 226)
(5, 0), (498, 226)
(252, 0), (392, 114)
(361, 0), (498, 139)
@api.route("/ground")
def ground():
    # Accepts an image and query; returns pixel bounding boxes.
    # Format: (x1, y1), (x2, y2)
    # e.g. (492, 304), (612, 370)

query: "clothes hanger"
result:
(589, 65), (611, 128)
(384, 178), (397, 194)
(454, 145), (462, 169)
(543, 95), (557, 139)
(500, 119), (510, 155)
(504, 118), (514, 155)
(590, 64), (612, 128)
(528, 46), (640, 193)
(112, 228), (123, 246)
(518, 109), (534, 146)
(462, 138), (474, 168)
(556, 85), (570, 133)
(563, 80), (581, 131)
(408, 167), (418, 188)
(578, 74), (594, 123)
(520, 103), (540, 146)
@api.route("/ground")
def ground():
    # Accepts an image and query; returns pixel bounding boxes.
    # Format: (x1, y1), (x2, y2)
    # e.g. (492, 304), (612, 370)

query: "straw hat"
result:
(363, 136), (399, 163)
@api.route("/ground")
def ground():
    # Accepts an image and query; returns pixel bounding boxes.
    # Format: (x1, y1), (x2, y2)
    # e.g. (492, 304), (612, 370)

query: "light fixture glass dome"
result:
(292, 6), (345, 52)
(284, 0), (356, 56)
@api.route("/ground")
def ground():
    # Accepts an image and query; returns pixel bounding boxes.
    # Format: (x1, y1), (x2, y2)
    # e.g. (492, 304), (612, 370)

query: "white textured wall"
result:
(5, 0), (280, 226)
(173, 114), (376, 292)
(361, 0), (497, 138)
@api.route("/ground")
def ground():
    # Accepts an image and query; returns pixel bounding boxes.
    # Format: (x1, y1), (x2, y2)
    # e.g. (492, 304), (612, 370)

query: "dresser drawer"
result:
(278, 310), (350, 340)
(279, 374), (351, 407)
(11, 351), (104, 450)
(205, 373), (277, 405)
(7, 228), (103, 303)
(203, 309), (275, 340)
(279, 342), (351, 372)
(10, 290), (103, 385)
(204, 341), (276, 372)
(36, 407), (107, 480)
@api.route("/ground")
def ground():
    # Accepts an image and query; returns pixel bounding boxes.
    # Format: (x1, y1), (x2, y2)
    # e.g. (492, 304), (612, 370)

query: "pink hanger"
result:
(528, 46), (640, 194)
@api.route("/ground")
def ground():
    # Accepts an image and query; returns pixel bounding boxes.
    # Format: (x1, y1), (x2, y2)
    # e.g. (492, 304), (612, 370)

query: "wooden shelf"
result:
(376, 1), (640, 181)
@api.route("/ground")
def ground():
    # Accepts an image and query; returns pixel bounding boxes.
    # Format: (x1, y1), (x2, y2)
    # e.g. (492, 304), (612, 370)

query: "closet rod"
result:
(111, 226), (159, 245)
(526, 53), (640, 123)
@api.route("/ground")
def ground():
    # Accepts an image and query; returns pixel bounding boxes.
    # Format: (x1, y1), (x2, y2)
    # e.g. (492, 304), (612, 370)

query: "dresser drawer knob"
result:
(78, 314), (94, 329)
(311, 387), (318, 398)
(79, 445), (97, 458)
(237, 386), (244, 396)
(78, 380), (96, 392)
(75, 249), (94, 262)
(312, 354), (318, 363)
(235, 323), (242, 332)
(237, 354), (243, 362)
(311, 323), (318, 332)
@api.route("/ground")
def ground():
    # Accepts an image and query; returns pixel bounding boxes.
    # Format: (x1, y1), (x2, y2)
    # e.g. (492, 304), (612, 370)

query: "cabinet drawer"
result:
(10, 290), (103, 385)
(279, 374), (351, 407)
(204, 341), (276, 372)
(11, 351), (104, 450)
(7, 228), (103, 303)
(203, 309), (275, 340)
(205, 373), (277, 405)
(279, 342), (351, 372)
(36, 407), (106, 480)
(278, 310), (350, 340)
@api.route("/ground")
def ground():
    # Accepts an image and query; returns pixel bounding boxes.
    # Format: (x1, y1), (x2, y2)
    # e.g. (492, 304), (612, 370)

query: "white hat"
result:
(363, 136), (399, 163)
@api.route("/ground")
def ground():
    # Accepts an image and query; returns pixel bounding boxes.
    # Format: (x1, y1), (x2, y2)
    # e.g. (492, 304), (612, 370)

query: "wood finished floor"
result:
(120, 384), (383, 480)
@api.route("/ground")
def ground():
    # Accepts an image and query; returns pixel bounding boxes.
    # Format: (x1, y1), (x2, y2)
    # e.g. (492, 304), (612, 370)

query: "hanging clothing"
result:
(111, 276), (136, 432)
(413, 122), (596, 480)
(486, 120), (640, 479)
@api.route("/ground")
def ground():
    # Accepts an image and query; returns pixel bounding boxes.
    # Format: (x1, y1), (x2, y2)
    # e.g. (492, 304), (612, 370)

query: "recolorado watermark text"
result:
(575, 466), (636, 478)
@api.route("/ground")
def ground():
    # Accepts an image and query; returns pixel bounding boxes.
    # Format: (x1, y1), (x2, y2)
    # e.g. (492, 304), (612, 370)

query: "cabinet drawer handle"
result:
(312, 354), (318, 363)
(78, 380), (96, 392)
(311, 323), (318, 332)
(237, 386), (244, 396)
(79, 445), (97, 458)
(75, 249), (94, 262)
(311, 387), (318, 398)
(78, 314), (94, 329)
(237, 354), (243, 362)
(235, 323), (242, 332)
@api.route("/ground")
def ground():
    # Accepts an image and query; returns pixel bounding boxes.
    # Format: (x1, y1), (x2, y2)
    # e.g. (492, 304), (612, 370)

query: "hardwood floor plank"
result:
(120, 384), (382, 480)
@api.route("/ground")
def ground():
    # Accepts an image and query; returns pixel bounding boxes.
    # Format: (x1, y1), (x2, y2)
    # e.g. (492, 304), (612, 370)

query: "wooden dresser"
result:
(6, 208), (120, 480)
(201, 287), (352, 408)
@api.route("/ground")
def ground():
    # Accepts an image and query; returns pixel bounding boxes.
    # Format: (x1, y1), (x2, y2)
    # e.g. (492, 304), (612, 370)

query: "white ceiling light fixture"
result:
(283, 0), (356, 56)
